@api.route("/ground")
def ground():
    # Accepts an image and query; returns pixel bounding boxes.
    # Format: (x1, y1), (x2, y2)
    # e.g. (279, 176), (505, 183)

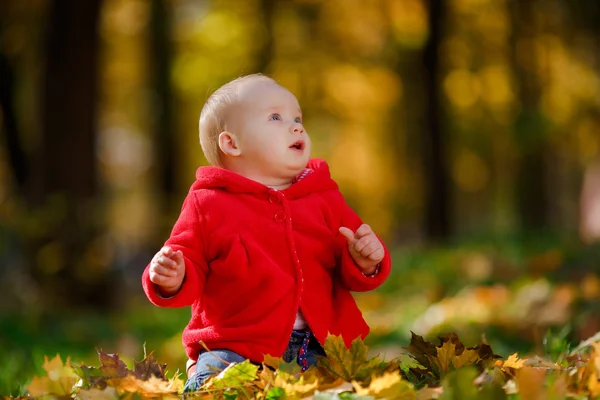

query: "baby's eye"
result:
(269, 114), (281, 121)
(295, 117), (302, 123)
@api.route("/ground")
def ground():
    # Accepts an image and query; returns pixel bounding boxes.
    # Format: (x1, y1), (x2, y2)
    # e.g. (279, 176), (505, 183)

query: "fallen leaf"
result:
(515, 367), (546, 400)
(502, 353), (525, 370)
(353, 372), (416, 399)
(320, 335), (383, 381)
(26, 355), (78, 397)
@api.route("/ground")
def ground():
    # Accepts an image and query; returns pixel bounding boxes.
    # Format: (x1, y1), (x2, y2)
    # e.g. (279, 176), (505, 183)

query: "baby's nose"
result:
(291, 123), (304, 134)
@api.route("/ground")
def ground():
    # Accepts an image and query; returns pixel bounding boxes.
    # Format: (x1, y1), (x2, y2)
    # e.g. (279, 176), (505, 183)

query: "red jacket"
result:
(142, 159), (391, 362)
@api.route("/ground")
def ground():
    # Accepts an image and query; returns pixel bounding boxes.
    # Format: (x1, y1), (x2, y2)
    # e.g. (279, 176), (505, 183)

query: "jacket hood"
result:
(190, 158), (339, 199)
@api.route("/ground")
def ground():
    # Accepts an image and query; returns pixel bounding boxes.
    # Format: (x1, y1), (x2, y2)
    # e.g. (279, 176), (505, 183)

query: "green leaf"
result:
(223, 389), (238, 400)
(208, 360), (259, 389)
(439, 368), (479, 400)
(266, 386), (286, 400)
(72, 364), (107, 389)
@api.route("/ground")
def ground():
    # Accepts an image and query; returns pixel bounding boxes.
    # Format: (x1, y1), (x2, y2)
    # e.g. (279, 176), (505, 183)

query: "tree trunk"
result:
(40, 0), (101, 200)
(254, 0), (275, 74)
(36, 0), (107, 309)
(150, 0), (176, 202)
(0, 51), (29, 193)
(508, 0), (549, 232)
(421, 0), (451, 241)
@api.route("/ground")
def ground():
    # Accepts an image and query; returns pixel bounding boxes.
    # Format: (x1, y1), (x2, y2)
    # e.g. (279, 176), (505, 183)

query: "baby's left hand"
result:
(339, 224), (384, 275)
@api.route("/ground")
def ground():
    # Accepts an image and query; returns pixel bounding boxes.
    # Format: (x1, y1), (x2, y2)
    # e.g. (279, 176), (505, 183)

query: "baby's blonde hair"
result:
(199, 73), (276, 167)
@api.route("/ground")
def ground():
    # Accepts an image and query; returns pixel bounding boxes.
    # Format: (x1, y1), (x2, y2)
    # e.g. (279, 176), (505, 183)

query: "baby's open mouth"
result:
(289, 140), (305, 150)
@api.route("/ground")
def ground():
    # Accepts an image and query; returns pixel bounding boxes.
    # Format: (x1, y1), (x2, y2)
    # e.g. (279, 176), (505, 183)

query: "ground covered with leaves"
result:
(18, 331), (600, 400)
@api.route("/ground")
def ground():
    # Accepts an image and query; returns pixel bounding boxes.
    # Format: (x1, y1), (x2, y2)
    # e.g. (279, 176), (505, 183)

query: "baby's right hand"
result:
(149, 246), (186, 296)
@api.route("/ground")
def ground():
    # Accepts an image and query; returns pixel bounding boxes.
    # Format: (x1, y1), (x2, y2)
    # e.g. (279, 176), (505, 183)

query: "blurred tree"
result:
(34, 0), (109, 309)
(149, 0), (176, 208)
(422, 0), (451, 241)
(254, 0), (275, 74)
(508, 0), (549, 232)
(0, 51), (29, 194)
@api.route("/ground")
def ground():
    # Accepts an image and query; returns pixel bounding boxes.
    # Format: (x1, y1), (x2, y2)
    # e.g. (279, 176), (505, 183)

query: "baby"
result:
(141, 74), (391, 392)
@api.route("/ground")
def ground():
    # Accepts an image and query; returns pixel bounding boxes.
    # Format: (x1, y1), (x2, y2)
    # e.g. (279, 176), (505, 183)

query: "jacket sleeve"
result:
(335, 197), (391, 292)
(142, 193), (209, 307)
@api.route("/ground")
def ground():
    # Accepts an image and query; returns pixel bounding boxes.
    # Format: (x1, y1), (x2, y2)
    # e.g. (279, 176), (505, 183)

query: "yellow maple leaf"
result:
(503, 353), (525, 370)
(416, 386), (443, 400)
(262, 354), (286, 370)
(115, 375), (183, 395)
(259, 366), (320, 397)
(452, 348), (480, 369)
(589, 371), (600, 398)
(321, 334), (383, 382)
(353, 372), (416, 399)
(275, 374), (319, 397)
(77, 387), (119, 400)
(26, 355), (78, 397)
(434, 341), (456, 375)
(588, 343), (600, 398)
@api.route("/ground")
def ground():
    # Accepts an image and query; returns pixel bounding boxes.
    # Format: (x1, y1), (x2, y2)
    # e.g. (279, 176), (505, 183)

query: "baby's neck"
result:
(220, 161), (296, 190)
(268, 182), (292, 190)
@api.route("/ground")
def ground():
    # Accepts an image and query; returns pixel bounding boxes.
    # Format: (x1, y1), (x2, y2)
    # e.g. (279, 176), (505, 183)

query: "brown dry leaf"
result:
(132, 352), (167, 380)
(403, 332), (438, 370)
(515, 367), (546, 400)
(98, 351), (130, 378)
(353, 372), (416, 399)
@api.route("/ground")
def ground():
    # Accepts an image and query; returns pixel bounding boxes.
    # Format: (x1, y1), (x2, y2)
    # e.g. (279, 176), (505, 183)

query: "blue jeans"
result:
(183, 330), (325, 393)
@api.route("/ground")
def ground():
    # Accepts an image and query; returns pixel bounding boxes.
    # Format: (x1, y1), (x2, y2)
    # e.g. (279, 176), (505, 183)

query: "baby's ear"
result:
(218, 131), (241, 157)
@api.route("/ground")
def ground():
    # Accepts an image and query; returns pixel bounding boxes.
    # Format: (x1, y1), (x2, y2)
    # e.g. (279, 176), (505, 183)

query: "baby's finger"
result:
(367, 247), (385, 261)
(172, 250), (184, 265)
(339, 227), (357, 244)
(354, 235), (374, 253)
(151, 264), (177, 278)
(157, 255), (177, 269)
(360, 241), (380, 258)
(354, 224), (372, 239)
(160, 246), (174, 257)
(150, 274), (176, 287)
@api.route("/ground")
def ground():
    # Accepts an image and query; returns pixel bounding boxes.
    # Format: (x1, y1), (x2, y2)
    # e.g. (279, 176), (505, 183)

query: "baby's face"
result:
(227, 80), (312, 184)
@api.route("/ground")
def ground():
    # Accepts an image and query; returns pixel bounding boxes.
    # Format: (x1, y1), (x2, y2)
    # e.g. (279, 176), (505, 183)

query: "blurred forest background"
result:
(1, 0), (600, 396)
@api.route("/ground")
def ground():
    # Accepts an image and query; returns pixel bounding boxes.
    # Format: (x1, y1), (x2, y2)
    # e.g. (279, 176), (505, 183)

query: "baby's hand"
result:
(149, 246), (186, 296)
(339, 224), (384, 275)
